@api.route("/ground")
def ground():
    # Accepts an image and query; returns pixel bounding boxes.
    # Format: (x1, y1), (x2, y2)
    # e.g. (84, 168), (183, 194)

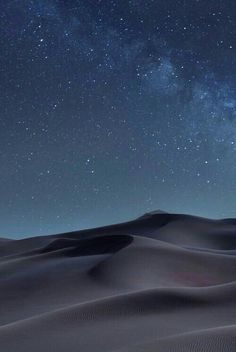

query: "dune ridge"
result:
(0, 211), (236, 351)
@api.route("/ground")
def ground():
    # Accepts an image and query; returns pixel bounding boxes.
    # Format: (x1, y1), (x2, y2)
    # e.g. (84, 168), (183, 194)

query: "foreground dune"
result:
(0, 211), (236, 351)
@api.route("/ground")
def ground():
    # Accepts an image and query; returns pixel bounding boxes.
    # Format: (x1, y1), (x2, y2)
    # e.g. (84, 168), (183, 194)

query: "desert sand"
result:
(0, 211), (236, 351)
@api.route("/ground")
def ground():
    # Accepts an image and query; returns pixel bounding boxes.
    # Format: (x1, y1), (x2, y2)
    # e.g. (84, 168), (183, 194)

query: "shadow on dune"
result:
(39, 235), (133, 257)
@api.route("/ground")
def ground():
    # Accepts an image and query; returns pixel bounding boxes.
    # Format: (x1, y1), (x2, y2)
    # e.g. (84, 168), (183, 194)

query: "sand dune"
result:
(0, 212), (236, 351)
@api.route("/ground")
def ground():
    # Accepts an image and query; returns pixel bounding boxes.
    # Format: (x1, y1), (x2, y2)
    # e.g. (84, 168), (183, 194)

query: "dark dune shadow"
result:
(39, 234), (133, 257)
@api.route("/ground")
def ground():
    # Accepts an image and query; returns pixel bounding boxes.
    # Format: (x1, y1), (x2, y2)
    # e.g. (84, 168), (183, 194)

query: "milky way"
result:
(1, 0), (236, 238)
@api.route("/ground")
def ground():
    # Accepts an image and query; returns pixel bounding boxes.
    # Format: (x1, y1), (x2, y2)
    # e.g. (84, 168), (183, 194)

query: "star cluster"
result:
(1, 0), (236, 237)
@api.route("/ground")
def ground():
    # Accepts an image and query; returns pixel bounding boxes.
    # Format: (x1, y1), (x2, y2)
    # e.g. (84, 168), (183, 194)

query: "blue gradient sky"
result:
(1, 0), (236, 238)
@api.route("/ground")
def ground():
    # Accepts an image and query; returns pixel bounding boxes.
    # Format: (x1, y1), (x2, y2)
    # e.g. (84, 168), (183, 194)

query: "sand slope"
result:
(0, 212), (236, 351)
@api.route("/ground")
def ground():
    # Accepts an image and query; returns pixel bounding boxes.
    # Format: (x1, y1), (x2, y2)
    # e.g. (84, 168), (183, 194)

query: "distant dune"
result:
(0, 212), (236, 351)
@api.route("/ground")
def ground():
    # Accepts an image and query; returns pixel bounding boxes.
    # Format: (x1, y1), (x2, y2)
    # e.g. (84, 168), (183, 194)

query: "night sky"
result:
(1, 1), (236, 238)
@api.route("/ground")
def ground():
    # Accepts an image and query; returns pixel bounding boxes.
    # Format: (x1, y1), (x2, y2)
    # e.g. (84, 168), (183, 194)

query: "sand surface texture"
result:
(0, 212), (236, 351)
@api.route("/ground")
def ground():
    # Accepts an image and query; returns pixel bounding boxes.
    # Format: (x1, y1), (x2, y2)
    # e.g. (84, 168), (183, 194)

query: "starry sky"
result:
(1, 0), (236, 238)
